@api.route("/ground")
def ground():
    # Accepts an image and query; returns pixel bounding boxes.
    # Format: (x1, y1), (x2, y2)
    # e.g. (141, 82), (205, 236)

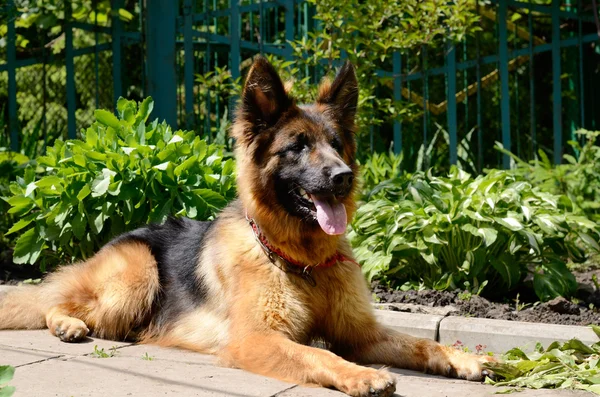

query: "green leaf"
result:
(72, 211), (87, 239)
(134, 97), (154, 126)
(0, 366), (15, 385)
(77, 185), (92, 201)
(94, 109), (120, 129)
(5, 216), (34, 236)
(495, 217), (523, 231)
(13, 228), (45, 265)
(91, 169), (115, 197)
(0, 386), (16, 397)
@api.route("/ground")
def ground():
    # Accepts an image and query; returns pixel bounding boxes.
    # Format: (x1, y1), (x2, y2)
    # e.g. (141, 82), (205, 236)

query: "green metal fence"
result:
(2, 0), (600, 170)
(1, 0), (145, 154)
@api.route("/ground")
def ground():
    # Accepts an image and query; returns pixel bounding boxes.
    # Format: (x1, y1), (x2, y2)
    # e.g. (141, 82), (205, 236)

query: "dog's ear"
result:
(317, 62), (359, 124)
(240, 56), (293, 129)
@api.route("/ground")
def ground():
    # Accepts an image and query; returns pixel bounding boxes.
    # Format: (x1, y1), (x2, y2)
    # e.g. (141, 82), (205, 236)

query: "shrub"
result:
(349, 167), (600, 301)
(4, 97), (236, 270)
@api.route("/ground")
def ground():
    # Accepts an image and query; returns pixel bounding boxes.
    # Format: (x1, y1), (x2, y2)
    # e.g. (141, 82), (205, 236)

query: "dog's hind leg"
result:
(0, 241), (161, 343)
(45, 241), (160, 342)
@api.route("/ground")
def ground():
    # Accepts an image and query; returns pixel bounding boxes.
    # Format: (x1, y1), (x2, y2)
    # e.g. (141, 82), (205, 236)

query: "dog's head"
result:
(233, 57), (359, 238)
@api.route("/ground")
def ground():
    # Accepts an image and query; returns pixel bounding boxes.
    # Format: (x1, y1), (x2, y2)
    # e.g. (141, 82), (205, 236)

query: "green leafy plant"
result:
(4, 97), (236, 270)
(0, 366), (15, 397)
(92, 345), (117, 358)
(485, 328), (600, 395)
(141, 352), (154, 361)
(498, 129), (600, 223)
(349, 167), (600, 301)
(359, 149), (403, 196)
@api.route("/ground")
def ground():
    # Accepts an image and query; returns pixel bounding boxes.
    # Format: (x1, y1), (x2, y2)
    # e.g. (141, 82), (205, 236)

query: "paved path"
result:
(0, 329), (589, 397)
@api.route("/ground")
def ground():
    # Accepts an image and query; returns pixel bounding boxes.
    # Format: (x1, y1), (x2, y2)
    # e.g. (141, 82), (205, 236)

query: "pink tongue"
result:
(311, 195), (347, 235)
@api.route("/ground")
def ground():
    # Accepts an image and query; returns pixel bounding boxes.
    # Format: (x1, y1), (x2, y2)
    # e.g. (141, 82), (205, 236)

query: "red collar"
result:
(245, 213), (360, 286)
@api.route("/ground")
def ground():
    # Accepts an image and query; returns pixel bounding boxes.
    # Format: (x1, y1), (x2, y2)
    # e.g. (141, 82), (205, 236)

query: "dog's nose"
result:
(331, 165), (353, 191)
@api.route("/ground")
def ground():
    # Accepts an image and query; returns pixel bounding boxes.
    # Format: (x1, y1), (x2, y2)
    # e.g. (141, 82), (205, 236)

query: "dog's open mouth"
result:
(295, 187), (347, 235)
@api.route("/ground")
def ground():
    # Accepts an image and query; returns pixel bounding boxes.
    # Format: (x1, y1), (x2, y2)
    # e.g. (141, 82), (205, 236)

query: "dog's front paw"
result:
(49, 317), (89, 342)
(447, 352), (497, 381)
(338, 367), (396, 397)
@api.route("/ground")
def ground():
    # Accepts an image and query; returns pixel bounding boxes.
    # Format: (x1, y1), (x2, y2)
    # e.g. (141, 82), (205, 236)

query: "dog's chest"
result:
(255, 276), (325, 341)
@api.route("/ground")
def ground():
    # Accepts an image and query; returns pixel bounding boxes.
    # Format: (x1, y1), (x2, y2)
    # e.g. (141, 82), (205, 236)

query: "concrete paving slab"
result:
(374, 310), (441, 340)
(116, 344), (217, 366)
(10, 354), (294, 397)
(439, 316), (598, 353)
(0, 345), (62, 367)
(0, 330), (132, 356)
(277, 368), (587, 397)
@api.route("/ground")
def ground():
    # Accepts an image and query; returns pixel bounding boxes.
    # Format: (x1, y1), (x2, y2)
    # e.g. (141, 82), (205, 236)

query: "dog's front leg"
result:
(341, 326), (494, 381)
(222, 332), (396, 397)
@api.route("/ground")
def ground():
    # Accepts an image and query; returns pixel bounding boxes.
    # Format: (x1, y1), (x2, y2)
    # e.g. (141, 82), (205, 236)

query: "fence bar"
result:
(446, 43), (458, 165)
(146, 0), (177, 127)
(513, 23), (520, 158)
(498, 0), (511, 168)
(552, 0), (562, 164)
(231, 0), (241, 80)
(93, 0), (99, 109)
(184, 0), (195, 129)
(528, 0), (536, 156)
(422, 46), (429, 152)
(112, 0), (123, 110)
(7, 0), (18, 151)
(475, 1), (482, 171)
(65, 0), (77, 139)
(577, 0), (585, 130)
(565, 0), (577, 151)
(392, 51), (402, 155)
(284, 0), (294, 58)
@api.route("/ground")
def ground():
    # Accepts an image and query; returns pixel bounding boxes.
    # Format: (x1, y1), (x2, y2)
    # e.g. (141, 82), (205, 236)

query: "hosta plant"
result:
(498, 129), (600, 222)
(349, 167), (600, 301)
(4, 97), (236, 270)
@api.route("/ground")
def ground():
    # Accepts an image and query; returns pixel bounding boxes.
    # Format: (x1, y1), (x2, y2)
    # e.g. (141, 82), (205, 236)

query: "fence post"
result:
(65, 0), (76, 139)
(284, 0), (295, 59)
(498, 1), (511, 169)
(392, 51), (402, 156)
(230, 0), (240, 118)
(146, 0), (177, 127)
(112, 0), (123, 110)
(184, 0), (194, 129)
(7, 0), (18, 151)
(552, 0), (562, 164)
(446, 42), (457, 166)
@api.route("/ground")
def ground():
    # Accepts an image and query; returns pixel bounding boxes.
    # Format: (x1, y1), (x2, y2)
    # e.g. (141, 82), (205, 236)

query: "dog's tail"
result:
(0, 286), (46, 329)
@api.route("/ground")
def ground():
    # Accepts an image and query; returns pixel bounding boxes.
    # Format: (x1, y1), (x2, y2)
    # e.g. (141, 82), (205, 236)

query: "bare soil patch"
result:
(373, 269), (600, 326)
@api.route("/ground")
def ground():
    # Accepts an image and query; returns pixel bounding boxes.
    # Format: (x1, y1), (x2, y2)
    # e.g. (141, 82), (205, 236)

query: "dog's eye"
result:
(331, 137), (343, 153)
(288, 133), (309, 153)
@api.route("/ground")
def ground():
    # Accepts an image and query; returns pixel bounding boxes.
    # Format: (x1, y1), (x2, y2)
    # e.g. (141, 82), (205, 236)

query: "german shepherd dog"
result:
(0, 57), (493, 396)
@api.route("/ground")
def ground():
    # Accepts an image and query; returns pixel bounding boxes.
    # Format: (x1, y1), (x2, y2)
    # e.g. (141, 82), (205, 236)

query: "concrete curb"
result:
(373, 309), (599, 353)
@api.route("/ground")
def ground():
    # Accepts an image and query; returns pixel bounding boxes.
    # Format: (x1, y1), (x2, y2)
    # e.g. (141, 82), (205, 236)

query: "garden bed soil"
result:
(0, 248), (43, 285)
(373, 269), (600, 326)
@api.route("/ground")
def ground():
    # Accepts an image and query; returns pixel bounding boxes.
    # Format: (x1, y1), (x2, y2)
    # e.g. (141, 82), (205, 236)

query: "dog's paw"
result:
(448, 353), (497, 381)
(338, 368), (396, 397)
(50, 317), (89, 343)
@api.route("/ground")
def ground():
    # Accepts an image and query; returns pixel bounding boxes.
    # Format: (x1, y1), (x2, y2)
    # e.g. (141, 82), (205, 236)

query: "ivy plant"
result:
(4, 97), (236, 270)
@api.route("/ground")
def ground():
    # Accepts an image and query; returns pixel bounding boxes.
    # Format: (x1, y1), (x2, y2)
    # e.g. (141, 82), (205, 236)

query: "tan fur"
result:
(0, 58), (494, 396)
